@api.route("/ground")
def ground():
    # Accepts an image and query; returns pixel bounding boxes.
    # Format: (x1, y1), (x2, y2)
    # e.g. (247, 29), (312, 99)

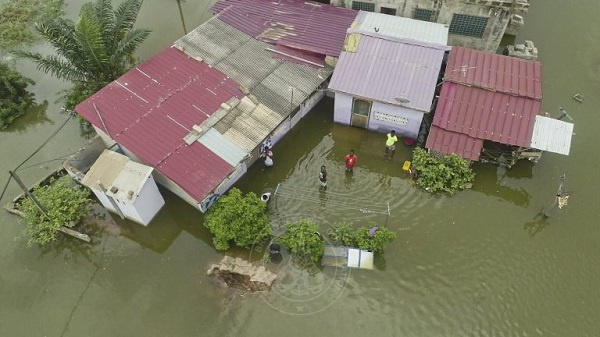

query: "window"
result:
(449, 14), (489, 38)
(380, 7), (397, 16)
(413, 8), (436, 22)
(352, 98), (371, 116)
(352, 1), (375, 12)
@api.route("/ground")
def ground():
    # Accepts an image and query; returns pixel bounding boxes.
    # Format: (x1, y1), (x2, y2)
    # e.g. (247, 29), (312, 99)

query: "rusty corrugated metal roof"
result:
(426, 47), (543, 161)
(329, 35), (446, 112)
(76, 47), (244, 203)
(425, 126), (483, 161)
(211, 0), (358, 57)
(444, 46), (543, 99)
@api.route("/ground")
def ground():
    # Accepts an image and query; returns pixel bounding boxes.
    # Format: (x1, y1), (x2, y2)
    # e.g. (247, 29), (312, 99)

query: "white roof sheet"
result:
(106, 161), (154, 204)
(347, 248), (374, 270)
(198, 128), (247, 166)
(530, 115), (574, 155)
(353, 11), (449, 46)
(81, 150), (154, 204)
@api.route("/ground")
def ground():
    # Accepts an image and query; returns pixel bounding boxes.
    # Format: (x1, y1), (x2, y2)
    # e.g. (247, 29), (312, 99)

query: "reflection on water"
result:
(4, 100), (53, 134)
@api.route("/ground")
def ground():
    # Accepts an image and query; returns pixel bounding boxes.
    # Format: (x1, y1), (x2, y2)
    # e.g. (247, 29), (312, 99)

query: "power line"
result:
(0, 114), (74, 205)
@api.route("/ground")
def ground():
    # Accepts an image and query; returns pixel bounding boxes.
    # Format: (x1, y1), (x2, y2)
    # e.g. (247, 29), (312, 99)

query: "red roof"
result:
(426, 47), (543, 161)
(76, 47), (245, 202)
(444, 46), (542, 99)
(211, 0), (358, 57)
(425, 126), (483, 161)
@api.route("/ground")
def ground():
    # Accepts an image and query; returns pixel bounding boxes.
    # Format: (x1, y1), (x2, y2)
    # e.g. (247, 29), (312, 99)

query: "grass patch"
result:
(0, 0), (64, 51)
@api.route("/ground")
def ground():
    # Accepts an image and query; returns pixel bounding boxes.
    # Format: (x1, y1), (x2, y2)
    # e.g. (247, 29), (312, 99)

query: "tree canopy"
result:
(14, 0), (150, 110)
(0, 61), (35, 130)
(204, 188), (271, 251)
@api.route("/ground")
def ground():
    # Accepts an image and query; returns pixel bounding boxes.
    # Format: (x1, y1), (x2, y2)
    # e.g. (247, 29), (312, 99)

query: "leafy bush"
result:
(18, 175), (91, 246)
(411, 147), (475, 194)
(355, 223), (396, 253)
(0, 61), (35, 130)
(0, 0), (64, 50)
(327, 221), (356, 247)
(204, 188), (270, 250)
(279, 220), (324, 263)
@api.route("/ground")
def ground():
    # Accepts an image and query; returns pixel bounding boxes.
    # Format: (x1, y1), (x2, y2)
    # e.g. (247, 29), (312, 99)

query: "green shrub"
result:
(279, 220), (324, 263)
(327, 221), (356, 247)
(204, 188), (270, 250)
(0, 61), (35, 130)
(0, 0), (65, 50)
(411, 147), (475, 194)
(355, 223), (396, 253)
(18, 175), (91, 246)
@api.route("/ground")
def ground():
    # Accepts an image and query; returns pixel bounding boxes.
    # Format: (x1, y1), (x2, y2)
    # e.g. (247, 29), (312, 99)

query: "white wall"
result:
(333, 92), (353, 124)
(131, 174), (165, 225)
(368, 101), (424, 139)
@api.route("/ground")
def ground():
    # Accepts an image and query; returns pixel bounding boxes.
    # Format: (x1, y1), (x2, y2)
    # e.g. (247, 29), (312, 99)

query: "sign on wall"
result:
(373, 111), (408, 125)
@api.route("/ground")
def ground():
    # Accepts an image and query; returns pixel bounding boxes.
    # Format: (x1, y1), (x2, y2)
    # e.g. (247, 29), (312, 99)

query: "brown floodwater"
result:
(1, 0), (599, 336)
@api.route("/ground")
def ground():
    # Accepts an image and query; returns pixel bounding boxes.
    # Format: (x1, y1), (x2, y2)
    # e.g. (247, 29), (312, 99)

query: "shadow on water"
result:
(470, 161), (533, 207)
(3, 100), (53, 134)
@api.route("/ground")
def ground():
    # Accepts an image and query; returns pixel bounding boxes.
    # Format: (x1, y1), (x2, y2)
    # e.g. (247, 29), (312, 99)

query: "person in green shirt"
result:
(385, 130), (398, 159)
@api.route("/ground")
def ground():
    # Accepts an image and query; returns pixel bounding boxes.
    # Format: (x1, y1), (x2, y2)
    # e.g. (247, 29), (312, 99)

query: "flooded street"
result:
(1, 0), (599, 336)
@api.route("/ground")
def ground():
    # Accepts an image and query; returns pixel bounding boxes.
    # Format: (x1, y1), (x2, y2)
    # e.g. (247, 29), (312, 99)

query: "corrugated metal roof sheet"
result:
(425, 126), (483, 161)
(432, 82), (539, 147)
(444, 46), (543, 99)
(211, 0), (358, 57)
(76, 47), (244, 202)
(175, 18), (331, 116)
(352, 11), (449, 46)
(328, 35), (446, 112)
(198, 128), (248, 166)
(213, 97), (285, 152)
(530, 115), (573, 155)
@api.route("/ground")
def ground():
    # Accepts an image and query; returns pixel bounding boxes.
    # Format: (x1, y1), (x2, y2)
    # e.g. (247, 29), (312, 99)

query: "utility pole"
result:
(8, 170), (91, 243)
(9, 170), (48, 217)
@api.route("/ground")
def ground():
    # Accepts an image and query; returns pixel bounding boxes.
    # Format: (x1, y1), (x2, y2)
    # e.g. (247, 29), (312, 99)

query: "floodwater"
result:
(1, 0), (599, 336)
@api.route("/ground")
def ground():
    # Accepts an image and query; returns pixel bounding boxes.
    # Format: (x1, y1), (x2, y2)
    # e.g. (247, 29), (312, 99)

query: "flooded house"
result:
(328, 11), (450, 139)
(75, 0), (357, 212)
(425, 46), (574, 167)
(329, 0), (530, 53)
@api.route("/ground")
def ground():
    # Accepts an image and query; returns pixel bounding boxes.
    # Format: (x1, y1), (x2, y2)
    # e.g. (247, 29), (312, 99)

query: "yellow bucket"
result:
(402, 160), (411, 171)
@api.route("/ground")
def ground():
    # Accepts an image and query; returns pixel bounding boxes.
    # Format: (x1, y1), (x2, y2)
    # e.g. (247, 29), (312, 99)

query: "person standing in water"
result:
(345, 149), (358, 172)
(385, 130), (398, 159)
(261, 146), (273, 167)
(319, 165), (327, 189)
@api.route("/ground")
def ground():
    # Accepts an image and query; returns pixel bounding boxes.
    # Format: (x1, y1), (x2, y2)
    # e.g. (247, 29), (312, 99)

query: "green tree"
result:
(204, 188), (271, 250)
(0, 61), (35, 130)
(279, 220), (324, 263)
(355, 223), (396, 254)
(327, 221), (356, 247)
(411, 147), (475, 194)
(18, 175), (92, 246)
(0, 0), (65, 50)
(14, 0), (150, 110)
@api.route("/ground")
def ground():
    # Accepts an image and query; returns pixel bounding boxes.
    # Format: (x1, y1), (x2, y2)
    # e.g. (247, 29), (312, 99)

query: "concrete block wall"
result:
(331, 0), (529, 53)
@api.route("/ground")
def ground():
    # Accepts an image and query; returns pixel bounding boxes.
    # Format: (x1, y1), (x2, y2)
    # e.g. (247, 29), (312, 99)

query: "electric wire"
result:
(0, 114), (73, 204)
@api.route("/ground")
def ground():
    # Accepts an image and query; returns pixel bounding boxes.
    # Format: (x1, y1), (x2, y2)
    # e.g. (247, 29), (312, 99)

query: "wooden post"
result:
(8, 170), (91, 243)
(9, 170), (48, 217)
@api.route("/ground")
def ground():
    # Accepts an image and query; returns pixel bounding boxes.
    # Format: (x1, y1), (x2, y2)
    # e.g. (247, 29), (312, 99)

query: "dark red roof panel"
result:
(211, 0), (358, 57)
(444, 46), (543, 100)
(76, 47), (245, 202)
(425, 125), (483, 161)
(433, 83), (540, 147)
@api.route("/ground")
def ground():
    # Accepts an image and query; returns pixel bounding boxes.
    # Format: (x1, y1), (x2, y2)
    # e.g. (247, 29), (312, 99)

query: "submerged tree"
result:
(204, 188), (271, 251)
(411, 147), (475, 194)
(0, 61), (35, 130)
(14, 0), (151, 110)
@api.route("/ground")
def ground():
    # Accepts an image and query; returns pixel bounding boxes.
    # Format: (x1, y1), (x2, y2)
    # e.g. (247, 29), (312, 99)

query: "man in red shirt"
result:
(345, 149), (358, 172)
